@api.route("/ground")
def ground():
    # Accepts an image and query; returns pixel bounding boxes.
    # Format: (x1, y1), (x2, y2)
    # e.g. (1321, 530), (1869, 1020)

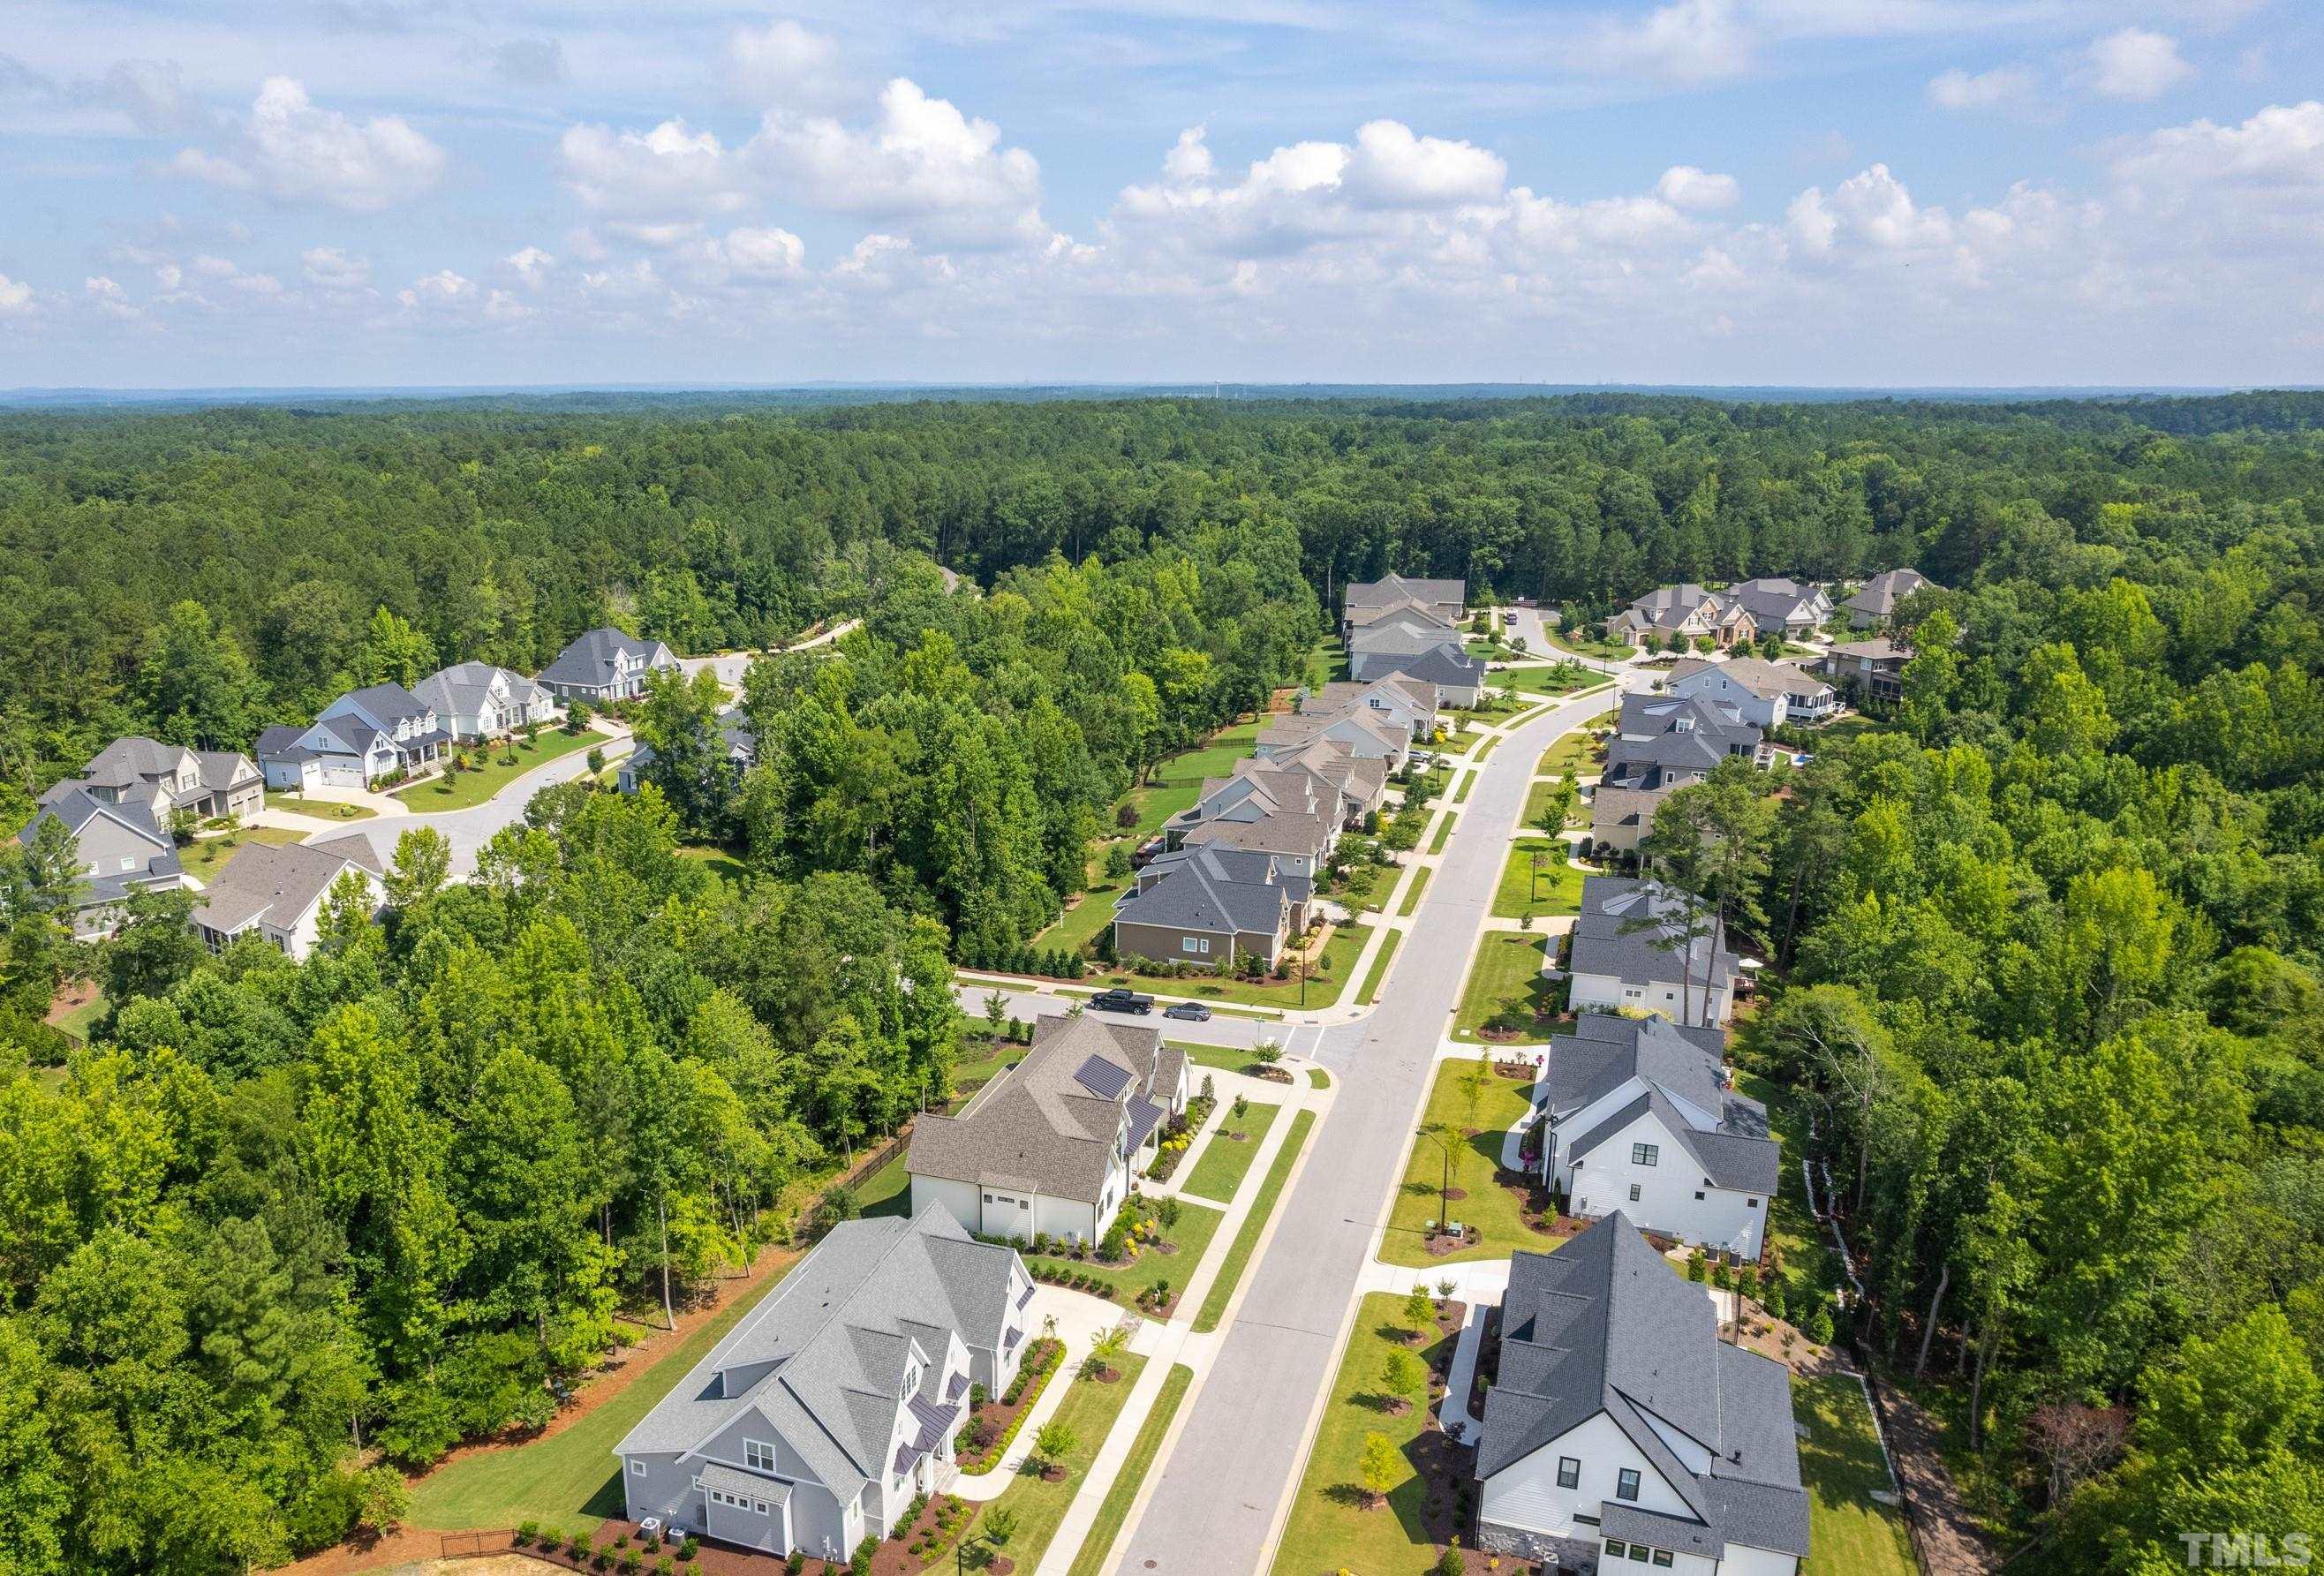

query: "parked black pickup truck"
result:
(1087, 988), (1156, 1015)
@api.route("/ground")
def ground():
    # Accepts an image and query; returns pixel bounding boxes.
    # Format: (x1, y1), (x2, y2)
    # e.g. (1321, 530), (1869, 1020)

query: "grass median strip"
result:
(1357, 930), (1401, 1006)
(1426, 815), (1452, 854)
(1194, 1108), (1315, 1333)
(1063, 1362), (1196, 1576)
(1396, 865), (1433, 916)
(1181, 1099), (1281, 1203)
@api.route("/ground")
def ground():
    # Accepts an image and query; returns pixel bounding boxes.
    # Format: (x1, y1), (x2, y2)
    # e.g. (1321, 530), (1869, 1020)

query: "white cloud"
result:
(727, 19), (843, 109)
(301, 245), (371, 289)
(2082, 28), (2194, 101)
(1928, 63), (2038, 112)
(560, 117), (750, 218)
(716, 226), (807, 277)
(174, 77), (445, 211)
(1343, 120), (1505, 207)
(85, 275), (140, 319)
(0, 274), (34, 313)
(397, 268), (472, 307)
(1786, 187), (1839, 255)
(609, 220), (704, 248)
(505, 246), (557, 284)
(1656, 165), (1740, 211)
(1588, 0), (1754, 85)
(1162, 127), (1213, 185)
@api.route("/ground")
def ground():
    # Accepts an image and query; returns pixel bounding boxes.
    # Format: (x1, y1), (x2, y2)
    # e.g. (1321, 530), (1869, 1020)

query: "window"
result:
(630, 1459), (646, 1476)
(745, 1439), (776, 1473)
(1628, 1548), (1650, 1565)
(1632, 1143), (1659, 1167)
(983, 1193), (993, 1203)
(1556, 1456), (1580, 1489)
(1616, 1468), (1641, 1501)
(1747, 1197), (1760, 1209)
(1182, 935), (1211, 955)
(1604, 1543), (1628, 1560)
(753, 1499), (768, 1516)
(1653, 1554), (1674, 1569)
(1627, 1184), (1641, 1203)
(1019, 1199), (1029, 1210)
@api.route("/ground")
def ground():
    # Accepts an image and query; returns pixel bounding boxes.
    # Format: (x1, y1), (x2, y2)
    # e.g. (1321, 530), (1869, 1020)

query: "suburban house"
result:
(1724, 577), (1832, 637)
(1346, 611), (1467, 682)
(1664, 657), (1837, 729)
(414, 661), (559, 742)
(1563, 876), (1740, 1029)
(1265, 740), (1390, 826)
(907, 1014), (1188, 1248)
(257, 682), (451, 790)
(621, 708), (759, 796)
(537, 626), (681, 703)
(16, 788), (185, 939)
(1303, 675), (1441, 740)
(1367, 644), (1487, 708)
(190, 834), (387, 960)
(1536, 1014), (1778, 1259)
(1164, 767), (1341, 876)
(1342, 573), (1465, 637)
(613, 1206), (1034, 1562)
(1253, 704), (1408, 773)
(1608, 586), (1756, 650)
(1474, 1212), (1810, 1574)
(45, 735), (263, 826)
(1816, 637), (1910, 705)
(1842, 567), (1934, 629)
(1589, 695), (1765, 854)
(1113, 843), (1308, 969)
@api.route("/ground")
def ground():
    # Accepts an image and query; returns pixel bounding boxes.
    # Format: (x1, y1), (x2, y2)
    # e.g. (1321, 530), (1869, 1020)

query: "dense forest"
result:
(2, 389), (2322, 1571)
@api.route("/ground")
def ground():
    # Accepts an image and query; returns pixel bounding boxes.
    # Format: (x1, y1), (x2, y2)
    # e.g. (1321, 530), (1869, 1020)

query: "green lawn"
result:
(1426, 815), (1453, 854)
(1181, 1100), (1281, 1203)
(1382, 1058), (1560, 1267)
(179, 825), (304, 881)
(675, 844), (752, 883)
(50, 988), (107, 1044)
(1794, 1375), (1917, 1576)
(1535, 728), (1607, 780)
(1269, 1293), (1460, 1576)
(1396, 866), (1433, 916)
(1498, 663), (1598, 697)
(1195, 1109), (1314, 1332)
(1064, 1362), (1195, 1576)
(262, 792), (379, 821)
(410, 1249), (799, 1532)
(856, 1151), (914, 1218)
(1025, 1200), (1224, 1303)
(1736, 1071), (1840, 1310)
(1451, 772), (1475, 805)
(1442, 728), (1487, 756)
(1118, 718), (1265, 841)
(1545, 624), (1636, 660)
(1473, 734), (1503, 764)
(395, 728), (609, 811)
(1357, 930), (1401, 1006)
(1308, 1067), (1332, 1090)
(1091, 920), (1370, 1008)
(1031, 875), (1129, 953)
(1178, 1042), (1271, 1079)
(974, 1354), (1150, 1569)
(1452, 932), (1559, 1044)
(1522, 777), (1583, 831)
(1492, 840), (1584, 918)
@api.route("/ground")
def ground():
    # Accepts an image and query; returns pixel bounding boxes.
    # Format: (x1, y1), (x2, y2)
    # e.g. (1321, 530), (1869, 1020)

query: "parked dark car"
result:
(1162, 1001), (1211, 1022)
(1089, 988), (1155, 1015)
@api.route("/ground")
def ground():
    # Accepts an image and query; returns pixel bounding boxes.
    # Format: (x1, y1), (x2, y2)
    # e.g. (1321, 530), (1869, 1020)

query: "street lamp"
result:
(1415, 1127), (1452, 1240)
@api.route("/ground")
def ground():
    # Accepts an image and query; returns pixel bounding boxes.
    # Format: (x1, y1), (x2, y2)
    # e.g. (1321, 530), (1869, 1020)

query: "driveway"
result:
(1113, 678), (1644, 1573)
(317, 728), (635, 876)
(949, 981), (1292, 1053)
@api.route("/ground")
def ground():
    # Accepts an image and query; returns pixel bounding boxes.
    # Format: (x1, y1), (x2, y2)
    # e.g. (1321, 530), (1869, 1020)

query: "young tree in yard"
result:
(984, 990), (1008, 1043)
(1357, 1430), (1399, 1508)
(1032, 1421), (1076, 1477)
(383, 825), (453, 913)
(1642, 759), (1773, 1023)
(1536, 771), (1579, 834)
(1381, 1346), (1426, 1413)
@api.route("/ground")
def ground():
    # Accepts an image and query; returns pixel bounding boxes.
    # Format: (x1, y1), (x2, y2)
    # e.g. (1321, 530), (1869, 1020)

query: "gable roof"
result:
(614, 1205), (1021, 1502)
(19, 788), (181, 903)
(1568, 876), (1739, 993)
(1114, 848), (1291, 939)
(1179, 805), (1335, 859)
(1346, 614), (1464, 657)
(414, 661), (552, 720)
(1477, 1212), (1809, 1557)
(1842, 567), (1932, 617)
(1346, 574), (1464, 609)
(907, 1015), (1173, 1204)
(1669, 656), (1833, 704)
(76, 735), (192, 790)
(538, 626), (677, 688)
(1371, 645), (1486, 689)
(190, 835), (385, 937)
(1725, 577), (1828, 624)
(328, 682), (433, 726)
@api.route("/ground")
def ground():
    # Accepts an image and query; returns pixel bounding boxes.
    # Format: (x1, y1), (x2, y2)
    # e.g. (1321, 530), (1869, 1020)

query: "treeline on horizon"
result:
(0, 388), (2321, 1572)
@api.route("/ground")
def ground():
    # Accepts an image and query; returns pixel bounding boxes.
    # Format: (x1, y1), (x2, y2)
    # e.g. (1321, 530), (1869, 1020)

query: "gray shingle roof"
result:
(614, 1205), (1022, 1503)
(1542, 1014), (1731, 1122)
(1842, 567), (1932, 617)
(1565, 1088), (1779, 1194)
(1725, 577), (1828, 627)
(1371, 645), (1485, 689)
(1671, 656), (1833, 705)
(908, 1015), (1175, 1204)
(19, 788), (181, 904)
(191, 836), (384, 937)
(414, 661), (552, 721)
(697, 1462), (791, 1505)
(1476, 1212), (1809, 1558)
(1179, 806), (1333, 861)
(1346, 574), (1464, 608)
(254, 725), (320, 763)
(538, 626), (677, 688)
(1347, 615), (1464, 659)
(1568, 877), (1739, 992)
(1113, 853), (1289, 939)
(332, 682), (433, 726)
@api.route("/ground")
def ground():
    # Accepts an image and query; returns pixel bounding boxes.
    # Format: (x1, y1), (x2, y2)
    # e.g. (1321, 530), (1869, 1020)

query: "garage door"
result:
(318, 760), (363, 787)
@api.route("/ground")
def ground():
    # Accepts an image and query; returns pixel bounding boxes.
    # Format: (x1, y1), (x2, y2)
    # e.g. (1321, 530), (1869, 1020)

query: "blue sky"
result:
(2, 0), (2319, 388)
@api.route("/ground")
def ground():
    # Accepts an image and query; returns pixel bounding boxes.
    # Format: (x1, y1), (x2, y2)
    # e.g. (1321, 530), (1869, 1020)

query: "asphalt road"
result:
(947, 982), (1286, 1052)
(329, 733), (632, 875)
(1114, 682), (1630, 1575)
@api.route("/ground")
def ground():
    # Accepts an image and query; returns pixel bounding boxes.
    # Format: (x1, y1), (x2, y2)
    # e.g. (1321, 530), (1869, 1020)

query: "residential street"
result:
(1113, 677), (1641, 1575)
(319, 728), (635, 874)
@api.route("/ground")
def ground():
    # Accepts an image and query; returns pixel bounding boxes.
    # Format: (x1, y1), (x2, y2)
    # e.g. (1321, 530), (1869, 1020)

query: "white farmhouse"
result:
(1564, 877), (1740, 1029)
(1475, 1213), (1811, 1574)
(1537, 1015), (1777, 1259)
(1664, 658), (1837, 730)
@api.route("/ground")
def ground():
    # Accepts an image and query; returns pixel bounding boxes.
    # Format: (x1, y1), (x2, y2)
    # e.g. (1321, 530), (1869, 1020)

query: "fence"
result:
(441, 1529), (515, 1559)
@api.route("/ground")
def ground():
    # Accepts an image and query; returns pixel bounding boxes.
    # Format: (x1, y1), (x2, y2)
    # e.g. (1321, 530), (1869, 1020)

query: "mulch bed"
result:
(1491, 1059), (1541, 1080)
(1254, 1067), (1294, 1084)
(1422, 1226), (1482, 1256)
(563, 1491), (974, 1574)
(955, 1339), (1062, 1471)
(1465, 1305), (1502, 1422)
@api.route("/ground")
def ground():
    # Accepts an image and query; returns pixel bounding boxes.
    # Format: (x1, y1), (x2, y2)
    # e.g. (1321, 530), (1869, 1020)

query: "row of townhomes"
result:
(1341, 571), (1487, 704)
(1474, 1213), (1810, 1574)
(1607, 569), (1935, 650)
(906, 1014), (1189, 1247)
(615, 1205), (1038, 1561)
(1107, 582), (1476, 970)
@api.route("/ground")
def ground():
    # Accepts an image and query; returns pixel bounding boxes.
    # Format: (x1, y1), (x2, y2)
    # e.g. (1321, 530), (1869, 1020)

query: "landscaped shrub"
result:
(851, 1535), (879, 1573)
(786, 1555), (805, 1575)
(517, 1522), (540, 1547)
(654, 1558), (673, 1576)
(568, 1534), (592, 1561)
(678, 1535), (698, 1559)
(619, 1551), (642, 1574)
